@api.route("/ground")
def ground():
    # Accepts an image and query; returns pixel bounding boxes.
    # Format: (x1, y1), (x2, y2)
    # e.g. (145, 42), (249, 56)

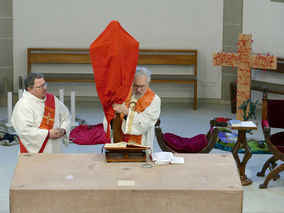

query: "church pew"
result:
(27, 48), (198, 109)
(230, 57), (284, 113)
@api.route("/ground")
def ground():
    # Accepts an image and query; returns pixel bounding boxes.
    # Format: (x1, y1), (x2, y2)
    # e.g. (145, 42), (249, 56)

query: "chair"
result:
(154, 119), (219, 153)
(257, 91), (284, 188)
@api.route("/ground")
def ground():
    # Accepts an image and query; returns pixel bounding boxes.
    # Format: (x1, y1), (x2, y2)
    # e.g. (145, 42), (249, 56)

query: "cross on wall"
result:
(213, 34), (277, 120)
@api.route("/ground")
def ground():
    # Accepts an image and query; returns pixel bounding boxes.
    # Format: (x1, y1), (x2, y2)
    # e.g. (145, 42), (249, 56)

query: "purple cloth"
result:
(69, 123), (110, 145)
(270, 131), (284, 153)
(264, 99), (284, 153)
(267, 100), (284, 128)
(262, 120), (269, 129)
(163, 133), (208, 153)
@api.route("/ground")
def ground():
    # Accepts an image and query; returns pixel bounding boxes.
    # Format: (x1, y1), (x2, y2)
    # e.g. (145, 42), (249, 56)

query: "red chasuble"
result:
(89, 21), (139, 138)
(19, 93), (55, 153)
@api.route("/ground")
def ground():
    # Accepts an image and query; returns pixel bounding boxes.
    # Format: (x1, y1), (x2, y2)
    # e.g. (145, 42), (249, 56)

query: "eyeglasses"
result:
(133, 84), (147, 89)
(34, 82), (48, 89)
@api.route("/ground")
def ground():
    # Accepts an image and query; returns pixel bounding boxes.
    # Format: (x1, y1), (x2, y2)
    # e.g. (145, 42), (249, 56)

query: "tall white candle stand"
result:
(18, 89), (23, 100)
(59, 89), (64, 103)
(70, 91), (78, 127)
(6, 92), (13, 127)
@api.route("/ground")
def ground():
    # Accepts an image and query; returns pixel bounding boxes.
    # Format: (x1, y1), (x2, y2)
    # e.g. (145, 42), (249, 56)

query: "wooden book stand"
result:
(104, 147), (146, 162)
(104, 113), (146, 163)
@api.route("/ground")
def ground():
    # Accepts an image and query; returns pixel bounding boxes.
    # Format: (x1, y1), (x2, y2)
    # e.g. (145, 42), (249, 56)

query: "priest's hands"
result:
(50, 128), (65, 139)
(113, 103), (129, 115)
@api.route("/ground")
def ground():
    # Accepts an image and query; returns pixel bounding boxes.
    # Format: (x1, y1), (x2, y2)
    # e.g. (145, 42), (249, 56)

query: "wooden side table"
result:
(227, 122), (258, 186)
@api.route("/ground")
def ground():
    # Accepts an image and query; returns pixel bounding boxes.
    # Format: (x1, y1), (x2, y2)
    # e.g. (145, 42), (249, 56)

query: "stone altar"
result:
(10, 153), (243, 213)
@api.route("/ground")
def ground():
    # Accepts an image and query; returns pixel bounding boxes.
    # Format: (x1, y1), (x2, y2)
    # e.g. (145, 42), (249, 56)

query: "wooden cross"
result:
(213, 34), (277, 120)
(44, 112), (54, 125)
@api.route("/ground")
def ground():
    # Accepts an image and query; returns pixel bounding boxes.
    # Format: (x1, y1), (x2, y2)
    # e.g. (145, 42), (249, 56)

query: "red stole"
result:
(121, 88), (155, 144)
(20, 93), (55, 153)
(125, 88), (155, 112)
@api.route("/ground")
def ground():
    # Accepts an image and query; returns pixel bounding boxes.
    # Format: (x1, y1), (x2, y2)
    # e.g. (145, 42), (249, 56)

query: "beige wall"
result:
(221, 0), (243, 101)
(13, 0), (223, 99)
(0, 0), (13, 105)
(244, 0), (284, 100)
(7, 0), (284, 102)
(221, 0), (284, 101)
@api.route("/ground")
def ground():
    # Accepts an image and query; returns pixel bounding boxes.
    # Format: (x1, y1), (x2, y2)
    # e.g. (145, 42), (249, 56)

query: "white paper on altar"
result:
(171, 157), (185, 164)
(117, 180), (135, 186)
(151, 152), (184, 164)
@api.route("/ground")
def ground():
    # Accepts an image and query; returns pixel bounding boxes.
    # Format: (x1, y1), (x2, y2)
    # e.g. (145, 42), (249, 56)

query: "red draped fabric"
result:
(89, 21), (139, 138)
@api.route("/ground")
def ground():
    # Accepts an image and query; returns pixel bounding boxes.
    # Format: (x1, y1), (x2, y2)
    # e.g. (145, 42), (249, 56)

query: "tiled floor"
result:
(0, 100), (283, 213)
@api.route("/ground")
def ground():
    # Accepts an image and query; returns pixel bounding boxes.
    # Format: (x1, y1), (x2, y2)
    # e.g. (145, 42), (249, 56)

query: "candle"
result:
(70, 91), (78, 126)
(6, 92), (13, 127)
(59, 89), (64, 103)
(18, 89), (23, 100)
(18, 76), (23, 89)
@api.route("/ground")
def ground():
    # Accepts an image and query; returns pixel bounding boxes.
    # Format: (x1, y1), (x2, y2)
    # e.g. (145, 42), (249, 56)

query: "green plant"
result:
(239, 98), (259, 121)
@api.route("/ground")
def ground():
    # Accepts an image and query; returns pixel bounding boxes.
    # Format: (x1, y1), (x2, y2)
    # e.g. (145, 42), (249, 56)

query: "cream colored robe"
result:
(11, 90), (71, 153)
(103, 94), (161, 151)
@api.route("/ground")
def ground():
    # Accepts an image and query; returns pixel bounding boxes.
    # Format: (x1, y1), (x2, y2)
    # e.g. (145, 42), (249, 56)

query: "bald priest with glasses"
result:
(11, 73), (71, 153)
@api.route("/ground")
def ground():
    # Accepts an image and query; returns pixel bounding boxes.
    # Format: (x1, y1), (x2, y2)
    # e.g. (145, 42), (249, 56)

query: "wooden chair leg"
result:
(230, 81), (236, 114)
(257, 156), (278, 177)
(154, 120), (175, 153)
(259, 164), (284, 189)
(200, 127), (219, 153)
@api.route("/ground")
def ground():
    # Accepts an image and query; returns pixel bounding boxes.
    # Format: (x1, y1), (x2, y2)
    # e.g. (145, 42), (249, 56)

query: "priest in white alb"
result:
(104, 67), (161, 150)
(11, 73), (71, 153)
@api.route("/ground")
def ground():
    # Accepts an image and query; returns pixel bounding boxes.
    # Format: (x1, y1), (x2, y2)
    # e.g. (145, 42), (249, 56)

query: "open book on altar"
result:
(104, 142), (149, 162)
(104, 142), (149, 149)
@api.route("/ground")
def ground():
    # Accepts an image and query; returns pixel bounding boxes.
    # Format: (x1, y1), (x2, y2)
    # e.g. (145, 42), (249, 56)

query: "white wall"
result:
(13, 0), (223, 99)
(243, 0), (284, 100)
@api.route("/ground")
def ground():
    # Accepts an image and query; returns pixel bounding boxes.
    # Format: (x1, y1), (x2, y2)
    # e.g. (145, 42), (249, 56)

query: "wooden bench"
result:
(230, 57), (284, 113)
(27, 48), (198, 109)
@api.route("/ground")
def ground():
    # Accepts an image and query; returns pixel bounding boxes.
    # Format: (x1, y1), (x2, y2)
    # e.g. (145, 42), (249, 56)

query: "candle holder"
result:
(142, 148), (152, 168)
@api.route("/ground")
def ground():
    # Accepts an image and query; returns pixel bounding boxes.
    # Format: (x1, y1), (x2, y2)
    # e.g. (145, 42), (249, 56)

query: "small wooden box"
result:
(104, 147), (146, 162)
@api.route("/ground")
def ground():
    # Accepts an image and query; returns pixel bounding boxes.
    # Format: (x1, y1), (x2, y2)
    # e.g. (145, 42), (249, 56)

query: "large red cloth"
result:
(69, 123), (110, 145)
(89, 21), (139, 138)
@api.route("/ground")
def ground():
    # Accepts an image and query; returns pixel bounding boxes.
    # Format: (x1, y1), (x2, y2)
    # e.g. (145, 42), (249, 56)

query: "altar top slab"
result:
(10, 153), (242, 191)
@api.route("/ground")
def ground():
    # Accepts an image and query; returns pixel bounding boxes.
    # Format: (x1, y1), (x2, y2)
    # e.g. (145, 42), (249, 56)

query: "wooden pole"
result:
(113, 113), (122, 143)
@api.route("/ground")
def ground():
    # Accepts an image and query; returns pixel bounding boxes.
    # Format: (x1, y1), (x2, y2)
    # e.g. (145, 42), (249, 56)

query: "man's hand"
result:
(113, 103), (129, 115)
(50, 128), (65, 139)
